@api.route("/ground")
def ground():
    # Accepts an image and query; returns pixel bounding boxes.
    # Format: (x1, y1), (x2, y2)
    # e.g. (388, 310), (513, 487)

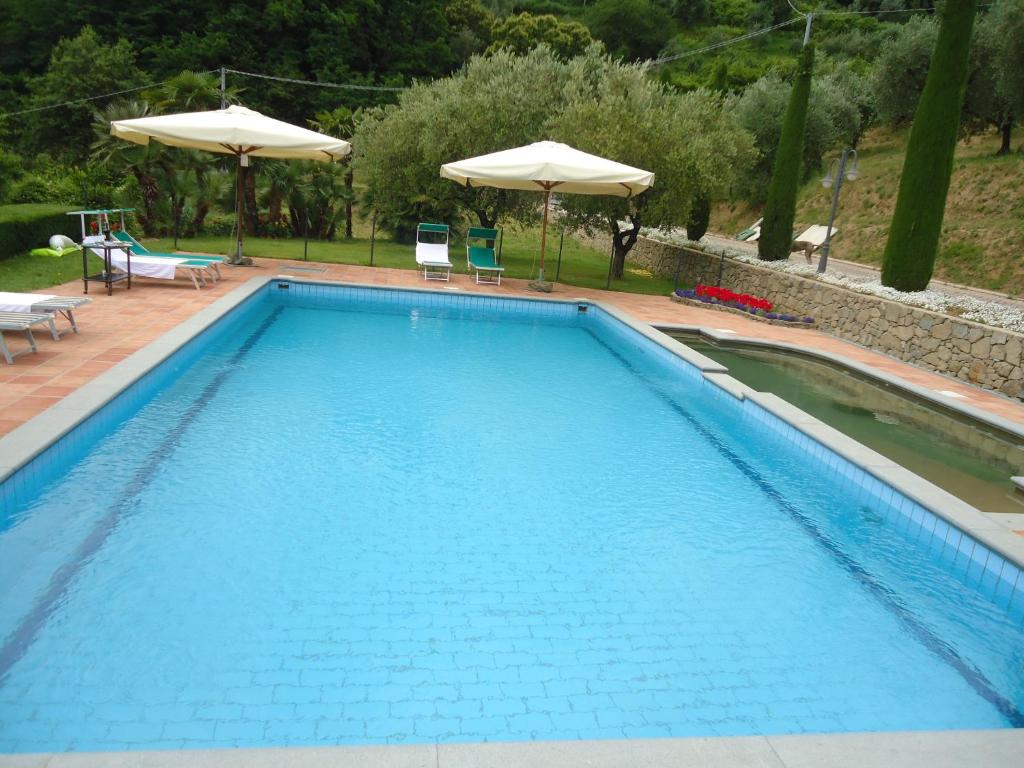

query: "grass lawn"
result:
(137, 226), (676, 295)
(2, 225), (674, 295)
(0, 249), (108, 293)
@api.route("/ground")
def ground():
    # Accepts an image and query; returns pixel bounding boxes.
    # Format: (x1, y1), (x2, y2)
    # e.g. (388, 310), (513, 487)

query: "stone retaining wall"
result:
(583, 231), (1024, 399)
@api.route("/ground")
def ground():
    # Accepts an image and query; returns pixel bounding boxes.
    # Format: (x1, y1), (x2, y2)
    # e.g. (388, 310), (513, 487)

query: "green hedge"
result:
(0, 204), (77, 262)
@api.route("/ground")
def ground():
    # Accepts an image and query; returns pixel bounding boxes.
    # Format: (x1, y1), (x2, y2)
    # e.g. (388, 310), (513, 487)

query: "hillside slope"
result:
(711, 129), (1024, 296)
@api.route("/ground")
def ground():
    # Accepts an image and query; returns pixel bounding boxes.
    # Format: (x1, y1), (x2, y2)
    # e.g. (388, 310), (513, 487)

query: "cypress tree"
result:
(881, 0), (978, 291)
(758, 43), (815, 262)
(687, 194), (711, 241)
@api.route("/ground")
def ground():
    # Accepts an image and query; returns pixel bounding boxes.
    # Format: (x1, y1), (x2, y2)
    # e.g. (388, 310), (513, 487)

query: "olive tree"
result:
(353, 47), (571, 239)
(552, 52), (755, 278)
(731, 60), (871, 203)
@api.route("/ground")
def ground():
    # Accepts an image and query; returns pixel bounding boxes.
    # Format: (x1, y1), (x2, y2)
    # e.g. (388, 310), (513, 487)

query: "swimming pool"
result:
(1, 280), (1023, 754)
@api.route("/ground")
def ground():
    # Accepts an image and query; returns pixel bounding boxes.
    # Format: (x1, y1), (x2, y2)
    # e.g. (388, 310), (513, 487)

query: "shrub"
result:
(686, 194), (711, 241)
(0, 204), (78, 261)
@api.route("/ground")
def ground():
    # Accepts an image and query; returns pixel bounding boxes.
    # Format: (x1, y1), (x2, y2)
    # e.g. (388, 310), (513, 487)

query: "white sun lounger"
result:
(415, 223), (453, 282)
(0, 292), (90, 336)
(0, 312), (59, 364)
(83, 236), (212, 289)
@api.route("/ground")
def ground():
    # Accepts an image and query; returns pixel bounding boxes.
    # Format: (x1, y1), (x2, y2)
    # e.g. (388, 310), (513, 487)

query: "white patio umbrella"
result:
(441, 141), (654, 287)
(110, 105), (351, 263)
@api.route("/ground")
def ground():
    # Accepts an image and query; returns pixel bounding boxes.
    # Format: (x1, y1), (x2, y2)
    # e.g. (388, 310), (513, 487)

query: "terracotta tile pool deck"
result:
(3, 258), (1023, 539)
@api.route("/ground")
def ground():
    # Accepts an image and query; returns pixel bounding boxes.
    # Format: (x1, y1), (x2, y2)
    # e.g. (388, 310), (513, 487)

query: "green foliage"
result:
(552, 52), (754, 276)
(686, 194), (711, 240)
(731, 59), (871, 203)
(24, 27), (144, 161)
(882, 0), (979, 291)
(987, 0), (1024, 119)
(585, 0), (674, 61)
(709, 0), (761, 27)
(0, 204), (75, 262)
(488, 12), (594, 58)
(871, 16), (937, 128)
(758, 43), (815, 262)
(447, 0), (496, 59)
(661, 0), (709, 25)
(0, 150), (25, 202)
(353, 47), (573, 235)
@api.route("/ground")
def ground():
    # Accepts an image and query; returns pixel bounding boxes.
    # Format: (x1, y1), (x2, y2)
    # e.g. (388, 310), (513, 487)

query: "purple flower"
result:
(803, 316), (815, 323)
(780, 314), (796, 321)
(765, 312), (778, 320)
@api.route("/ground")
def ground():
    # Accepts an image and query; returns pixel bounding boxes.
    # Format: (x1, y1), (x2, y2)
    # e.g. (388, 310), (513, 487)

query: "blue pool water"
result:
(0, 283), (1022, 753)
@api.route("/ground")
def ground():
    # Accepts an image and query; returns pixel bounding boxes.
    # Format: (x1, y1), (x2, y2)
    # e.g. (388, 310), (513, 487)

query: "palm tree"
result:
(152, 70), (243, 113)
(311, 107), (359, 239)
(91, 100), (166, 235)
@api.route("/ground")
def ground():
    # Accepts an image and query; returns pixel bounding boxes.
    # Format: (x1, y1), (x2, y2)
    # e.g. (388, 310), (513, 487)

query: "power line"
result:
(651, 19), (803, 65)
(223, 68), (407, 93)
(0, 73), (218, 118)
(649, 3), (981, 67)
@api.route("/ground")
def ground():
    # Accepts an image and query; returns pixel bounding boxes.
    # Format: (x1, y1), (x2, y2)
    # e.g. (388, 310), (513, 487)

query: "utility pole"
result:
(220, 67), (226, 109)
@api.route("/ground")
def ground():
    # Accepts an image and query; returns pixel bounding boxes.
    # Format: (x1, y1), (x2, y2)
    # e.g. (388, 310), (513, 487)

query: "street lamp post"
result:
(818, 148), (858, 274)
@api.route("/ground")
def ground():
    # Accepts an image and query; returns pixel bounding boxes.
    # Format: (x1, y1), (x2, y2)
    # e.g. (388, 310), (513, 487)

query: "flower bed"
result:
(672, 287), (817, 328)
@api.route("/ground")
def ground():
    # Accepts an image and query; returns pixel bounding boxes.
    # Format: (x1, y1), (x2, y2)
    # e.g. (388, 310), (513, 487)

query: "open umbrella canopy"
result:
(110, 105), (351, 263)
(440, 141), (653, 197)
(110, 105), (351, 161)
(441, 141), (654, 287)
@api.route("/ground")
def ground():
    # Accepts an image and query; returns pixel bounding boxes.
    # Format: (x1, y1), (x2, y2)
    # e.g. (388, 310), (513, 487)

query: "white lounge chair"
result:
(415, 223), (453, 282)
(83, 235), (213, 290)
(0, 312), (59, 364)
(0, 292), (91, 336)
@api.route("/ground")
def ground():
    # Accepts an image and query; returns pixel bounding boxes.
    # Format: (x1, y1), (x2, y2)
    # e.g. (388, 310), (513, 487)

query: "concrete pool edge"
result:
(2, 730), (1023, 767)
(654, 323), (1024, 442)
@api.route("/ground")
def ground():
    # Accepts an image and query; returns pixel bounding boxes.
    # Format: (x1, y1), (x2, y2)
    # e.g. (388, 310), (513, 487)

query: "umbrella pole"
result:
(538, 189), (551, 282)
(235, 156), (244, 263)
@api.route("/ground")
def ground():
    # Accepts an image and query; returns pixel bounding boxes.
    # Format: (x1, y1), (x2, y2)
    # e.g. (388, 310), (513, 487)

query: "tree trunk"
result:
(474, 209), (497, 229)
(609, 216), (641, 280)
(345, 167), (354, 239)
(133, 170), (160, 236)
(997, 121), (1013, 156)
(244, 166), (258, 235)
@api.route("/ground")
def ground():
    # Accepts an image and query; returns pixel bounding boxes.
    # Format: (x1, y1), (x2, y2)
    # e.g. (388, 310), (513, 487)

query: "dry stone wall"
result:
(587, 232), (1024, 400)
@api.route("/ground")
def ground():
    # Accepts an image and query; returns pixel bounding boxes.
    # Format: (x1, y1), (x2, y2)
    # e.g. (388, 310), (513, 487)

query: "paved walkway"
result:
(4, 258), (1024, 440)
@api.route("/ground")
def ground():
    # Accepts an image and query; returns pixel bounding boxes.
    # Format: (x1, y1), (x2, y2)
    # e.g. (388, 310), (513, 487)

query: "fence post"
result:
(555, 230), (564, 282)
(369, 212), (377, 266)
(605, 241), (614, 290)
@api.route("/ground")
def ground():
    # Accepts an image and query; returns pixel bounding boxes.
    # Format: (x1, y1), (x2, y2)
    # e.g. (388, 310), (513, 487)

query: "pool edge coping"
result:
(2, 729), (1023, 767)
(654, 323), (1024, 441)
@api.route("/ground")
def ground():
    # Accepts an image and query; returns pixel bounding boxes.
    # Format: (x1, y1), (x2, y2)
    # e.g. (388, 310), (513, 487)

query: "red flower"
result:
(693, 283), (773, 312)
